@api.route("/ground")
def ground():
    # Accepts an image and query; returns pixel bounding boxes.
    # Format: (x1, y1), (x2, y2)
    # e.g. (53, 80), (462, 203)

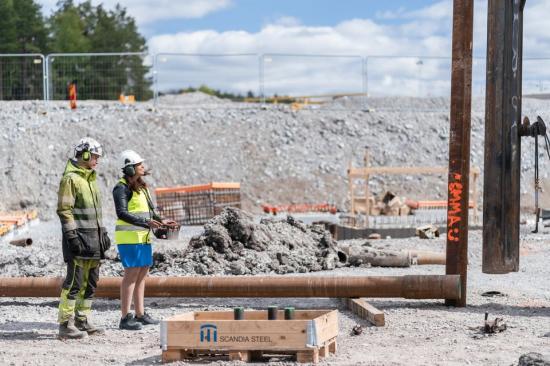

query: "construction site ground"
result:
(0, 218), (549, 366)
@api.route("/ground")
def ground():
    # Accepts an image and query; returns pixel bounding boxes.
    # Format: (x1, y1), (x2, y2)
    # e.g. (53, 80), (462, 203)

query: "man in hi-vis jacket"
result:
(57, 137), (110, 339)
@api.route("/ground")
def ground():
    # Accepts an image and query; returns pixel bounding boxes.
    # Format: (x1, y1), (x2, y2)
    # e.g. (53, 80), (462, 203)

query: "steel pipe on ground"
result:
(410, 251), (447, 265)
(0, 275), (460, 300)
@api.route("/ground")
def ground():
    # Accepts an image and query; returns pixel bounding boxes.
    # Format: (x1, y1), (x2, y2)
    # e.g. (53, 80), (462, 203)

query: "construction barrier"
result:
(155, 182), (241, 225)
(0, 209), (39, 238)
(262, 203), (337, 215)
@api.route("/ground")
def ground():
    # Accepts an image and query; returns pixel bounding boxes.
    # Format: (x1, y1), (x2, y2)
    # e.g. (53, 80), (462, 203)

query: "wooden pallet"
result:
(162, 337), (337, 363)
(161, 309), (338, 364)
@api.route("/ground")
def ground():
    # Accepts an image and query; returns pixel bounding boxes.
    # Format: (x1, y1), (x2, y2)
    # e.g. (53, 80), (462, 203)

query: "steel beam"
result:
(0, 275), (461, 300)
(483, 0), (526, 274)
(446, 0), (474, 307)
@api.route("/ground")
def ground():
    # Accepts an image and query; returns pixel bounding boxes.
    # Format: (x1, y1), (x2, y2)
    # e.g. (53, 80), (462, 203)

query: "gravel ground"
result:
(2, 95), (550, 220)
(0, 219), (548, 366)
(1, 94), (549, 365)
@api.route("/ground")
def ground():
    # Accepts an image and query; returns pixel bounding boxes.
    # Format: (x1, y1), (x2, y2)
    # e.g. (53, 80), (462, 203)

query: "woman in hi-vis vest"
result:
(112, 150), (177, 330)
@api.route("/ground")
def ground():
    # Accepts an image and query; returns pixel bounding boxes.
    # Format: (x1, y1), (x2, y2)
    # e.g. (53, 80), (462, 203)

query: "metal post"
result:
(259, 54), (265, 105)
(364, 149), (370, 227)
(153, 53), (158, 108)
(445, 0), (474, 307)
(41, 55), (47, 102)
(362, 56), (368, 109)
(46, 55), (52, 101)
(482, 0), (525, 274)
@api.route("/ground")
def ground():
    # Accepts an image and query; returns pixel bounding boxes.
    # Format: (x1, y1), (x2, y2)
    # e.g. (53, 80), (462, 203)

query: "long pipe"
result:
(0, 275), (460, 300)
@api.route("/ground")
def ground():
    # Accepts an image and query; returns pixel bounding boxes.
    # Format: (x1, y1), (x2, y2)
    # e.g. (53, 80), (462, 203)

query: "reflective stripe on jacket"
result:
(114, 178), (152, 245)
(57, 160), (103, 232)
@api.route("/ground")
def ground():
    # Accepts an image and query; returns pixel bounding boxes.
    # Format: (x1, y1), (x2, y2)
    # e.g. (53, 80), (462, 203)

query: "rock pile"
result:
(1, 94), (550, 219)
(151, 207), (347, 275)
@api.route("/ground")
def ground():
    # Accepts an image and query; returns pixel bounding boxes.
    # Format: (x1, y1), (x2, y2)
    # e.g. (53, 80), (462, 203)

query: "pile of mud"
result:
(151, 208), (347, 275)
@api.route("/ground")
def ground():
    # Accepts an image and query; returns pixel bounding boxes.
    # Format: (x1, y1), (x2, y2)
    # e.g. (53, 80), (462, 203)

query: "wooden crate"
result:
(161, 309), (338, 363)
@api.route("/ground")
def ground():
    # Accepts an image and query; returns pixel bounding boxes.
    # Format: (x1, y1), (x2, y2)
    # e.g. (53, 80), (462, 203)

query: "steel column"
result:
(0, 275), (461, 300)
(446, 0), (474, 307)
(482, 0), (526, 274)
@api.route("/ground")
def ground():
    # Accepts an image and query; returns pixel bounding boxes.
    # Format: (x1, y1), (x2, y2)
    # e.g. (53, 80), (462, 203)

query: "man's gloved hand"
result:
(65, 230), (82, 255)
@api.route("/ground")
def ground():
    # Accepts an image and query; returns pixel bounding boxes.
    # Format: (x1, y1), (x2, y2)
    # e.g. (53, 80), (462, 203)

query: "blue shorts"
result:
(117, 244), (153, 268)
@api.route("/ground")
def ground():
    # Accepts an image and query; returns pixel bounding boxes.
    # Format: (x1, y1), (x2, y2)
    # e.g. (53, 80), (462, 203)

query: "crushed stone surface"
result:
(2, 95), (550, 221)
(1, 95), (550, 365)
(1, 220), (549, 365)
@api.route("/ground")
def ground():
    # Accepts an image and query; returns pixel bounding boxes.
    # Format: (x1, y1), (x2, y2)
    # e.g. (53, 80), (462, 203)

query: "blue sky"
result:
(145, 1), (439, 36)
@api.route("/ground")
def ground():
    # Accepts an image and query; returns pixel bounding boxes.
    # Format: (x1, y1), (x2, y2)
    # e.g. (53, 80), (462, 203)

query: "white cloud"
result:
(376, 1), (451, 20)
(149, 2), (550, 98)
(271, 16), (302, 27)
(37, 0), (231, 24)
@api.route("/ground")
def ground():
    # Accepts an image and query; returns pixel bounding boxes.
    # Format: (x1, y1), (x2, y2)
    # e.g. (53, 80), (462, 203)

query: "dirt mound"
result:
(157, 91), (230, 105)
(151, 207), (347, 275)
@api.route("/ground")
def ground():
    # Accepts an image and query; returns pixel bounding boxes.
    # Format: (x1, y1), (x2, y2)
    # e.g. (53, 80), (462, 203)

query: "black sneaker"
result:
(135, 312), (160, 325)
(119, 313), (142, 330)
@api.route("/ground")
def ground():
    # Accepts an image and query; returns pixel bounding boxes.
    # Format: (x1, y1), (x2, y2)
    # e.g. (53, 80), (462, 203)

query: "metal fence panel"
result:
(261, 54), (365, 109)
(0, 52), (548, 108)
(154, 53), (259, 108)
(365, 56), (452, 98)
(46, 52), (152, 101)
(523, 58), (550, 96)
(0, 54), (45, 101)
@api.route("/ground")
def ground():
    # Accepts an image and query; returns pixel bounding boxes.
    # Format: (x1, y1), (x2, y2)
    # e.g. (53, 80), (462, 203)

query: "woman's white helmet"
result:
(120, 150), (144, 168)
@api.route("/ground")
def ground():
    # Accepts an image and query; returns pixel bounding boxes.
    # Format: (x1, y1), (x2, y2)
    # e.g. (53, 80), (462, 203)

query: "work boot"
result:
(135, 312), (160, 325)
(119, 313), (142, 330)
(58, 319), (88, 339)
(75, 317), (105, 335)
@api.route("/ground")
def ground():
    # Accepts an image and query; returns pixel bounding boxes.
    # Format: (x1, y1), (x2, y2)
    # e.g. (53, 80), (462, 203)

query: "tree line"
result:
(0, 0), (151, 100)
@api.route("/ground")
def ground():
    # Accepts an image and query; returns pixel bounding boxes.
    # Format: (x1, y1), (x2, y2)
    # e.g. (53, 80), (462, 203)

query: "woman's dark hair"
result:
(125, 166), (151, 192)
(126, 176), (147, 192)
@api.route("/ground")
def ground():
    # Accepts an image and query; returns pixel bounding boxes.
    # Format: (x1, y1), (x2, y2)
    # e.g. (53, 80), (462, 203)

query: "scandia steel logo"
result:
(200, 324), (218, 342)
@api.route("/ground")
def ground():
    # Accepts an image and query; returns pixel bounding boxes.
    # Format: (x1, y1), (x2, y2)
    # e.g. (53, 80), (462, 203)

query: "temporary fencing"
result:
(0, 52), (548, 110)
(45, 52), (152, 101)
(155, 182), (241, 225)
(0, 54), (45, 100)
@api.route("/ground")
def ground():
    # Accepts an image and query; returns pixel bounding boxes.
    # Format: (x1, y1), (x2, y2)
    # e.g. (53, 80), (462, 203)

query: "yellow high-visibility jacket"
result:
(113, 178), (160, 245)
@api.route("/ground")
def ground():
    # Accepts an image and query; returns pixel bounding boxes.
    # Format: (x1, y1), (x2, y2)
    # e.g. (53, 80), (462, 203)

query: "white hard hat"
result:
(75, 137), (103, 157)
(120, 150), (144, 168)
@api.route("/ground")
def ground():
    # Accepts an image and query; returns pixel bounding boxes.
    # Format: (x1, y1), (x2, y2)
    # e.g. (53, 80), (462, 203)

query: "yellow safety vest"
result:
(114, 178), (152, 245)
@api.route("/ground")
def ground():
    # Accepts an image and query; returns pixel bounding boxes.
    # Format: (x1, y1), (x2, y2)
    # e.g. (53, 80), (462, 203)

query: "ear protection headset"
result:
(80, 143), (91, 161)
(123, 164), (136, 177)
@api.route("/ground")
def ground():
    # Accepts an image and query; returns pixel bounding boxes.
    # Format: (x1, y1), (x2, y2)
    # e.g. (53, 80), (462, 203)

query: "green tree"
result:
(13, 0), (48, 53)
(47, 1), (152, 100)
(13, 0), (48, 99)
(0, 0), (17, 53)
(0, 0), (47, 99)
(48, 0), (90, 52)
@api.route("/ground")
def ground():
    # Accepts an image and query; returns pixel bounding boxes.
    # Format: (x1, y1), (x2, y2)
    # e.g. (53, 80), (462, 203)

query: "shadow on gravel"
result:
(0, 321), (57, 331)
(125, 355), (160, 365)
(0, 321), (57, 341)
(367, 300), (550, 317)
(0, 300), (58, 307)
(0, 331), (57, 341)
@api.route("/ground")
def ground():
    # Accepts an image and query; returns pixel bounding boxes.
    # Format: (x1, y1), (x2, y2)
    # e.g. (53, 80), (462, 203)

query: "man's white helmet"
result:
(120, 150), (144, 168)
(75, 137), (103, 157)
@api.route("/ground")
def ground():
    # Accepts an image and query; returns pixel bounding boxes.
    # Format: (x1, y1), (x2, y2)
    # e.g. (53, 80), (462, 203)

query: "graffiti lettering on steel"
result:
(447, 172), (463, 242)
